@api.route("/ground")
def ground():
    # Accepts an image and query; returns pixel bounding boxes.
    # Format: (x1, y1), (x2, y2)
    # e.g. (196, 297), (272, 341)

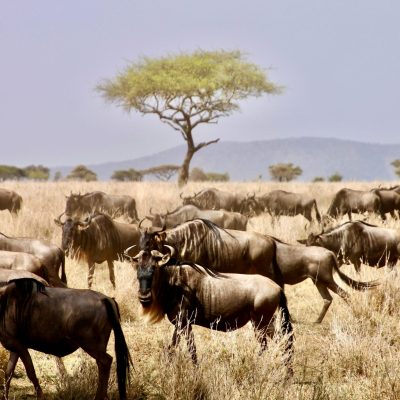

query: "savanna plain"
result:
(0, 180), (399, 400)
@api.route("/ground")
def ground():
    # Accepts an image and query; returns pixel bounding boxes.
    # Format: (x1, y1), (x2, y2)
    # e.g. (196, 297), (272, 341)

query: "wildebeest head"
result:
(54, 213), (92, 255)
(65, 193), (89, 215)
(240, 193), (262, 216)
(144, 208), (163, 227)
(297, 232), (324, 247)
(132, 246), (174, 307)
(180, 192), (197, 206)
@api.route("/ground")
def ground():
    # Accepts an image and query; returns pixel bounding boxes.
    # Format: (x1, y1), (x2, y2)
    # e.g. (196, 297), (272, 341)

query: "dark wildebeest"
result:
(130, 246), (293, 368)
(326, 188), (381, 221)
(0, 273), (132, 400)
(139, 219), (284, 285)
(145, 205), (248, 231)
(0, 232), (66, 287)
(65, 191), (139, 223)
(55, 213), (140, 288)
(254, 190), (321, 223)
(371, 188), (400, 219)
(273, 239), (378, 323)
(0, 188), (22, 216)
(298, 220), (400, 273)
(180, 188), (257, 214)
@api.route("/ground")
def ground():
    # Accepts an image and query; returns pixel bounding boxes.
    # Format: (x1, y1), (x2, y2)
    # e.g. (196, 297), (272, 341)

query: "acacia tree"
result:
(269, 163), (302, 182)
(97, 50), (281, 186)
(391, 159), (400, 177)
(66, 165), (97, 182)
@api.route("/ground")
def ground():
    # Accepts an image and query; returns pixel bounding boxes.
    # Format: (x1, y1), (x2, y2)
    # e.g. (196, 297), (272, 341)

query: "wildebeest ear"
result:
(54, 218), (62, 227)
(297, 239), (307, 245)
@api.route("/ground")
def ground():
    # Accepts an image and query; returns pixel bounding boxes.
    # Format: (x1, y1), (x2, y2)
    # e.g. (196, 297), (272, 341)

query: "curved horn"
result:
(164, 245), (176, 257)
(54, 212), (67, 225)
(138, 218), (147, 229)
(180, 192), (184, 199)
(149, 207), (155, 216)
(124, 245), (136, 255)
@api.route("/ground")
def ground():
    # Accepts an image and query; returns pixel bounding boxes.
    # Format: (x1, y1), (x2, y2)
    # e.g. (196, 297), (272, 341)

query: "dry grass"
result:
(0, 180), (399, 399)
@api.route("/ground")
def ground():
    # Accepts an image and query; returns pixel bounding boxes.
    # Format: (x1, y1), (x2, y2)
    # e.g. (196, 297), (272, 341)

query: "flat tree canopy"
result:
(97, 50), (281, 186)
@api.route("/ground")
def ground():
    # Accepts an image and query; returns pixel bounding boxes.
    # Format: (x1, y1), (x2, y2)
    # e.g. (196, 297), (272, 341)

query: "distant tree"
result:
(67, 165), (97, 182)
(206, 172), (230, 182)
(391, 159), (400, 177)
(328, 173), (343, 182)
(269, 163), (302, 182)
(97, 50), (282, 186)
(53, 171), (62, 181)
(313, 176), (325, 182)
(111, 169), (143, 182)
(0, 165), (26, 181)
(189, 167), (208, 182)
(24, 165), (50, 181)
(142, 165), (180, 181)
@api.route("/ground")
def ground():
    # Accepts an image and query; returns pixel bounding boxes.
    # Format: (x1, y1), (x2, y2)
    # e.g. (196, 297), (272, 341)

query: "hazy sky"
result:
(1, 1), (400, 167)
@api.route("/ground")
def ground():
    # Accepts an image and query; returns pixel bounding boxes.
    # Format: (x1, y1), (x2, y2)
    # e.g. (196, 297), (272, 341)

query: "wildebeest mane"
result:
(71, 213), (121, 262)
(0, 279), (46, 334)
(164, 219), (235, 269)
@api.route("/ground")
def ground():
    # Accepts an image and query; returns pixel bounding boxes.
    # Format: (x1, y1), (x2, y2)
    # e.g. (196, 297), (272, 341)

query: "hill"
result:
(52, 137), (400, 181)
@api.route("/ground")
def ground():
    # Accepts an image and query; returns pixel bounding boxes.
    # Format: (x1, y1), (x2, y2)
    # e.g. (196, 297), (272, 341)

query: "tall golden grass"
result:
(0, 180), (399, 399)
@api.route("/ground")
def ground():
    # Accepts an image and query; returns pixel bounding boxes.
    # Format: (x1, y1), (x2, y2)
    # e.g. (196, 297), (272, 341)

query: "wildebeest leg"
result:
(314, 283), (333, 323)
(347, 210), (352, 221)
(16, 348), (44, 399)
(55, 356), (68, 383)
(84, 348), (112, 400)
(184, 324), (198, 364)
(167, 324), (182, 358)
(3, 352), (18, 400)
(352, 258), (362, 275)
(107, 260), (116, 289)
(87, 261), (96, 288)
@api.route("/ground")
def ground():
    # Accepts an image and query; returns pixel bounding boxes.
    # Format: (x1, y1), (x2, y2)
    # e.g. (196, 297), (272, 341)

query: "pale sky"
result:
(1, 1), (400, 167)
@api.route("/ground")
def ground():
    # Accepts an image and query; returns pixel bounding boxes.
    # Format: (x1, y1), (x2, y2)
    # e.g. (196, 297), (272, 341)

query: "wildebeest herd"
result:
(0, 184), (399, 399)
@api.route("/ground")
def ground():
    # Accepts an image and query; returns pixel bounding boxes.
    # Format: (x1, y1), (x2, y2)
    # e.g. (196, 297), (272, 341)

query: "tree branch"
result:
(194, 138), (220, 152)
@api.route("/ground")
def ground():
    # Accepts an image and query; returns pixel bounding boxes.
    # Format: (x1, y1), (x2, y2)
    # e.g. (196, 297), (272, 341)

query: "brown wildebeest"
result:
(326, 188), (381, 221)
(273, 239), (378, 323)
(145, 205), (248, 231)
(0, 232), (66, 286)
(65, 191), (139, 223)
(0, 188), (22, 216)
(0, 274), (132, 400)
(180, 188), (257, 214)
(55, 213), (140, 288)
(130, 246), (293, 368)
(139, 219), (284, 286)
(298, 220), (400, 273)
(0, 250), (57, 285)
(254, 190), (321, 223)
(371, 188), (400, 219)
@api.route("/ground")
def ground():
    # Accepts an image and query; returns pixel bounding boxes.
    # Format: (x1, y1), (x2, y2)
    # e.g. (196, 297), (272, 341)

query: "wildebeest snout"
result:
(138, 289), (152, 306)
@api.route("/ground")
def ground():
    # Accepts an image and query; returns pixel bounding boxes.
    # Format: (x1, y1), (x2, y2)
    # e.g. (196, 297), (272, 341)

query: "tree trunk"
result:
(178, 146), (195, 187)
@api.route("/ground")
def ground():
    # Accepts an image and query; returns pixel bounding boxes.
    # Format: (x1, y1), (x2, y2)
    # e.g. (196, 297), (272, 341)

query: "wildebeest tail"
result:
(332, 255), (379, 290)
(313, 200), (321, 223)
(271, 240), (285, 288)
(103, 298), (132, 400)
(279, 290), (294, 366)
(60, 250), (67, 284)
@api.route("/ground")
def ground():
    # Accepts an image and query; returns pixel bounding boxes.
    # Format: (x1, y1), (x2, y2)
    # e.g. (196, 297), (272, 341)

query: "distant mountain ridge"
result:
(52, 137), (400, 181)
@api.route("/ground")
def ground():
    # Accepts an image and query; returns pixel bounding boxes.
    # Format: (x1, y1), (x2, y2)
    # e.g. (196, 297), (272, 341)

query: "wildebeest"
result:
(0, 274), (132, 400)
(326, 188), (381, 221)
(139, 219), (284, 285)
(371, 188), (400, 219)
(180, 188), (257, 214)
(0, 232), (66, 286)
(65, 191), (139, 223)
(131, 246), (293, 367)
(273, 239), (378, 322)
(299, 220), (400, 273)
(145, 205), (248, 230)
(0, 188), (22, 216)
(55, 212), (140, 288)
(0, 250), (54, 285)
(254, 190), (321, 223)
